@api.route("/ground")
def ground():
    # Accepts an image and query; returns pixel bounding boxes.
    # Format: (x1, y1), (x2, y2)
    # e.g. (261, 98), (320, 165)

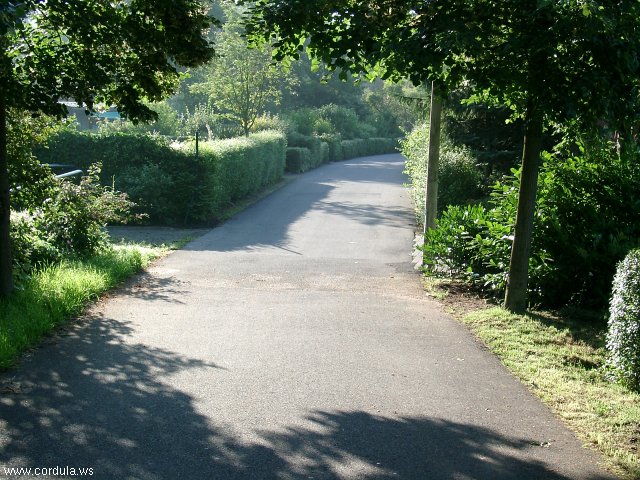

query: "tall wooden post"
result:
(424, 82), (443, 234)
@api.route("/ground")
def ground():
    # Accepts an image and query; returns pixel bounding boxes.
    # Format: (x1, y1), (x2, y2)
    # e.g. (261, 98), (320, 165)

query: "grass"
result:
(0, 244), (164, 371)
(461, 306), (640, 479)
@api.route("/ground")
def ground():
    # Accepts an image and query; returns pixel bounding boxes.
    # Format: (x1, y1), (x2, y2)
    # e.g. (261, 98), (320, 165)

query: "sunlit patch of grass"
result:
(462, 307), (640, 479)
(0, 245), (163, 371)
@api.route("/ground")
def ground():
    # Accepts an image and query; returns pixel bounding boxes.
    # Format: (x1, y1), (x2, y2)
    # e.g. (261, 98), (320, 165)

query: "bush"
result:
(340, 139), (367, 159)
(421, 132), (640, 309)
(320, 133), (343, 161)
(402, 122), (484, 225)
(318, 104), (362, 139)
(33, 164), (137, 256)
(10, 164), (136, 286)
(36, 131), (201, 224)
(287, 108), (318, 136)
(285, 133), (330, 172)
(365, 137), (398, 156)
(250, 114), (288, 134)
(286, 147), (312, 173)
(606, 249), (640, 391)
(8, 110), (65, 211)
(10, 211), (60, 285)
(421, 202), (520, 297)
(181, 130), (286, 222)
(36, 130), (287, 225)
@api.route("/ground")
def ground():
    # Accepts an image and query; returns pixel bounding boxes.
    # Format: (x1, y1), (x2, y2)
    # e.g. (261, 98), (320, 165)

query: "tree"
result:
(0, 0), (217, 296)
(244, 0), (640, 312)
(191, 5), (291, 136)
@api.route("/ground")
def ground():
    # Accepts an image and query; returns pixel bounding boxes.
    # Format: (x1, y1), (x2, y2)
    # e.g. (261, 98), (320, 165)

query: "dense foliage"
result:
(10, 165), (136, 286)
(0, 0), (217, 295)
(36, 130), (286, 226)
(186, 130), (286, 219)
(402, 122), (484, 226)
(607, 249), (640, 392)
(6, 110), (64, 212)
(421, 133), (640, 310)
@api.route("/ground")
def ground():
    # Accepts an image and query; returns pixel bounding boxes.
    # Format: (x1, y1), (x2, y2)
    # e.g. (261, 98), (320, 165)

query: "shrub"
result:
(286, 147), (312, 173)
(320, 141), (330, 163)
(33, 164), (137, 256)
(10, 211), (61, 285)
(10, 164), (137, 286)
(421, 132), (640, 309)
(318, 104), (362, 139)
(320, 133), (343, 161)
(422, 205), (487, 277)
(250, 114), (288, 134)
(288, 132), (321, 150)
(8, 110), (65, 211)
(606, 249), (640, 391)
(340, 139), (367, 159)
(36, 130), (287, 225)
(36, 131), (201, 224)
(285, 133), (330, 171)
(364, 137), (398, 156)
(287, 108), (318, 136)
(402, 122), (483, 225)
(182, 130), (286, 222)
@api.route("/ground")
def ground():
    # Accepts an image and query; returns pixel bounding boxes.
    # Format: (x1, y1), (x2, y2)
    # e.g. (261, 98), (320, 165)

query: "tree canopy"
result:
(0, 0), (218, 295)
(245, 0), (640, 311)
(190, 5), (292, 136)
(246, 0), (639, 129)
(1, 0), (216, 120)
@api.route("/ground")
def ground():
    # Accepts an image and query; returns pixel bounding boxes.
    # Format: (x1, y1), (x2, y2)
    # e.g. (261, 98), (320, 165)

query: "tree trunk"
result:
(503, 101), (543, 313)
(0, 99), (13, 297)
(423, 81), (443, 234)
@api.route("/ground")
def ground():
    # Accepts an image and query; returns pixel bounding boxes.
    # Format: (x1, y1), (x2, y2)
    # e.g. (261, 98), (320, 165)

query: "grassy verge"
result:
(461, 306), (640, 479)
(0, 244), (164, 371)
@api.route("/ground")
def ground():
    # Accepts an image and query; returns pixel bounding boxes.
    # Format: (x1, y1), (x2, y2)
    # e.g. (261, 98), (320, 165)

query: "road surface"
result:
(0, 154), (615, 479)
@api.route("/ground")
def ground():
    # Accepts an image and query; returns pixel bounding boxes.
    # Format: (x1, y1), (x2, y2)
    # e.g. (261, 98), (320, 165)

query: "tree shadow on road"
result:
(246, 410), (588, 480)
(182, 155), (411, 254)
(0, 314), (602, 479)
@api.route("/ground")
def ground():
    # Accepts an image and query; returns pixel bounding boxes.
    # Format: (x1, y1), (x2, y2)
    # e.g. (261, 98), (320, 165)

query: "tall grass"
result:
(0, 245), (160, 370)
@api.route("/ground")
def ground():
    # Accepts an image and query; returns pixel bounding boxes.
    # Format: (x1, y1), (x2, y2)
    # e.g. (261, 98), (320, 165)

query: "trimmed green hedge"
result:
(36, 130), (286, 225)
(286, 147), (312, 173)
(320, 133), (343, 161)
(607, 248), (640, 391)
(341, 137), (398, 159)
(183, 131), (286, 221)
(285, 133), (329, 173)
(285, 134), (398, 173)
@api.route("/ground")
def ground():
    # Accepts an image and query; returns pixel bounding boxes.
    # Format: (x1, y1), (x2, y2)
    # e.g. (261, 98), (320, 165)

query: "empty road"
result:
(0, 154), (614, 479)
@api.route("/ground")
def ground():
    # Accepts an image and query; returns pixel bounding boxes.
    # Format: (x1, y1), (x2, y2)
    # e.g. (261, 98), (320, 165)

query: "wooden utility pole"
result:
(424, 82), (443, 234)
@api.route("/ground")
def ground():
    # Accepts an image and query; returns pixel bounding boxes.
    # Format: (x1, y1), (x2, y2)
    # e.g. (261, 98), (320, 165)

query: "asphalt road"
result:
(0, 154), (615, 479)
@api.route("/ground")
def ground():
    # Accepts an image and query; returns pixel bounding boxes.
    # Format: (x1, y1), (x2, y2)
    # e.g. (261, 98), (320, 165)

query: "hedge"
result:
(341, 137), (398, 159)
(607, 248), (640, 391)
(184, 131), (286, 222)
(285, 134), (398, 173)
(285, 133), (329, 173)
(35, 130), (286, 225)
(286, 147), (312, 173)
